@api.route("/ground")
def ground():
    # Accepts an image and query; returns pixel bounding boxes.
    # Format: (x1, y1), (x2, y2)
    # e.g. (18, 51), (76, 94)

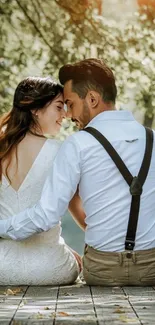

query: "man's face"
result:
(63, 80), (91, 130)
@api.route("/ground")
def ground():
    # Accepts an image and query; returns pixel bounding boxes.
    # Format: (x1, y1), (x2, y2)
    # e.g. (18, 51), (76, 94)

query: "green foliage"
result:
(0, 0), (98, 113)
(0, 0), (155, 126)
(101, 12), (155, 126)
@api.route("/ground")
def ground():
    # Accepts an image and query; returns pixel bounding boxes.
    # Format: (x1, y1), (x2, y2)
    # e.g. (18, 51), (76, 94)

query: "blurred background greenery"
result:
(1, 0), (155, 253)
(0, 0), (155, 126)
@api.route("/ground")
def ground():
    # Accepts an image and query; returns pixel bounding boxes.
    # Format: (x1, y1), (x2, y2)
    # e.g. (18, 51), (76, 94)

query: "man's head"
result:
(59, 58), (117, 129)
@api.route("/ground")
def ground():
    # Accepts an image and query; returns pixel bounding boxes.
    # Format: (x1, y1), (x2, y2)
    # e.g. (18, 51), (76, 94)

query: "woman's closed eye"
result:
(57, 106), (63, 111)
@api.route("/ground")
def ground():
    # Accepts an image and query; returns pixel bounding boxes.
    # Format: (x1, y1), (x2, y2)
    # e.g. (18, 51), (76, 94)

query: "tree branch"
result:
(31, 0), (41, 24)
(15, 0), (63, 63)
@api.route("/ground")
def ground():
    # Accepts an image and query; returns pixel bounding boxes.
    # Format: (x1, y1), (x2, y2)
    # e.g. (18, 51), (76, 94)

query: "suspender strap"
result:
(125, 127), (153, 250)
(84, 126), (154, 251)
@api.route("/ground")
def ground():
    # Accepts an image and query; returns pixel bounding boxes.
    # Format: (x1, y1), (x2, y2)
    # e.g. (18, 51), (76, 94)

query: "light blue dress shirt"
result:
(1, 110), (155, 252)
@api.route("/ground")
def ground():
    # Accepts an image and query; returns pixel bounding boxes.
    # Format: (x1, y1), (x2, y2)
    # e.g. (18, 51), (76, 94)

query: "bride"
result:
(0, 76), (82, 285)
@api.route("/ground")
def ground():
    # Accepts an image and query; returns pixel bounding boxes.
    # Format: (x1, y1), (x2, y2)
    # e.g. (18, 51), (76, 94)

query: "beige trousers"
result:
(83, 245), (155, 286)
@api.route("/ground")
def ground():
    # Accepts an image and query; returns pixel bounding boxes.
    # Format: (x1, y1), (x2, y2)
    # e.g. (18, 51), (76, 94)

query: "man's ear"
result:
(86, 91), (99, 109)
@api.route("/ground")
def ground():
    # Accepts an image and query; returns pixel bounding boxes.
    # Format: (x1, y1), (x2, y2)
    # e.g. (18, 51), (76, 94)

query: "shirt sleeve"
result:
(0, 136), (81, 240)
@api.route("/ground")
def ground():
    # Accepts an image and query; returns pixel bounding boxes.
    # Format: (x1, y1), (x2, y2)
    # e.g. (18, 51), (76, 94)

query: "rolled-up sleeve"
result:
(0, 136), (81, 240)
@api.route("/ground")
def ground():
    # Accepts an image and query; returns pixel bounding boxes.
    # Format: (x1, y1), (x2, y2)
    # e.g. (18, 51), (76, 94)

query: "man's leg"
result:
(83, 245), (155, 286)
(128, 247), (155, 286)
(82, 245), (128, 286)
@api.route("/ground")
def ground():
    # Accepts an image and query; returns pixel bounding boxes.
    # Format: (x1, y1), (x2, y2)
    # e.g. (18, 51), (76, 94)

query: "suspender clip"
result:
(130, 177), (143, 196)
(125, 239), (135, 250)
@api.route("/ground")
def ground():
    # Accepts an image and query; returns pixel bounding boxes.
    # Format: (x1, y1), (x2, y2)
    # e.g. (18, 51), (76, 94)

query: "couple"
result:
(1, 58), (155, 286)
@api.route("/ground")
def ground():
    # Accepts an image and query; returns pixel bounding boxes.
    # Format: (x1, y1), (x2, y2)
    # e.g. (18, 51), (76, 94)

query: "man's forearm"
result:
(68, 192), (86, 231)
(0, 216), (42, 240)
(71, 216), (86, 231)
(0, 137), (81, 240)
(0, 202), (57, 240)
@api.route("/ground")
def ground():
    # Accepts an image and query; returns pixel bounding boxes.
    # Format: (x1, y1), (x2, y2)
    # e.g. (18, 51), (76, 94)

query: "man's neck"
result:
(91, 104), (116, 121)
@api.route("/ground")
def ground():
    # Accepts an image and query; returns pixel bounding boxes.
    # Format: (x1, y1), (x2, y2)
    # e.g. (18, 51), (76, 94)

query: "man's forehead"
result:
(63, 80), (72, 92)
(63, 80), (74, 102)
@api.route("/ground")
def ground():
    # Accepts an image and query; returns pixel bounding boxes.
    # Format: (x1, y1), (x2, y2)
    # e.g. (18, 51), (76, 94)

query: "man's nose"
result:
(66, 110), (72, 118)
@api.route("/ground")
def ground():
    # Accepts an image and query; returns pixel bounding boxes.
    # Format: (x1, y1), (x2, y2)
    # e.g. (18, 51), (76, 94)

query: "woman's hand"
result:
(71, 249), (82, 273)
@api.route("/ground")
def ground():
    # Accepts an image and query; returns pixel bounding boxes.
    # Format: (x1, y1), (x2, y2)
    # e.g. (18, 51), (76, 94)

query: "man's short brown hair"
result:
(59, 58), (117, 103)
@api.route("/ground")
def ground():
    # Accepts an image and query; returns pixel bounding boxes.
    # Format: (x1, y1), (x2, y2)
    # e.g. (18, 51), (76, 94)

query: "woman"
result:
(0, 76), (81, 285)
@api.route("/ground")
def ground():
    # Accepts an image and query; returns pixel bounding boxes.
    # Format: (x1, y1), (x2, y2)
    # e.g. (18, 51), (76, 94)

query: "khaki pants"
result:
(82, 245), (155, 286)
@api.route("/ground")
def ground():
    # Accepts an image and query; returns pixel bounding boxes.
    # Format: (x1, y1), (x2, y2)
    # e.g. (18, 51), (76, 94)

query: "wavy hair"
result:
(0, 77), (63, 183)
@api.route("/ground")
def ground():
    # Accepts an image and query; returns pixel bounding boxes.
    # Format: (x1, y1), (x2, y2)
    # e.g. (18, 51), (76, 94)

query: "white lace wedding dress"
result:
(0, 139), (79, 285)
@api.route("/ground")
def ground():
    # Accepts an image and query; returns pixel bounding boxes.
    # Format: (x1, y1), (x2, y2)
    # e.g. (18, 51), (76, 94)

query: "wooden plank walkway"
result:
(0, 283), (155, 324)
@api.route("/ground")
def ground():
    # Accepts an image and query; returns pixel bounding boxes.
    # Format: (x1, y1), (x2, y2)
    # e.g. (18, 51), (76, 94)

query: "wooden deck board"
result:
(0, 286), (28, 324)
(91, 286), (141, 325)
(123, 287), (155, 325)
(12, 286), (58, 324)
(55, 283), (98, 324)
(0, 285), (155, 324)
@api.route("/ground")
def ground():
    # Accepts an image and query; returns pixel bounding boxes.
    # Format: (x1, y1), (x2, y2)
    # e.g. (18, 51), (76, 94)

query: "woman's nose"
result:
(61, 108), (66, 118)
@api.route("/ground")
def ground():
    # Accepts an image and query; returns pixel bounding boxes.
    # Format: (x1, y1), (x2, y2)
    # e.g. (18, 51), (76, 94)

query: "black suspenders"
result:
(84, 126), (154, 251)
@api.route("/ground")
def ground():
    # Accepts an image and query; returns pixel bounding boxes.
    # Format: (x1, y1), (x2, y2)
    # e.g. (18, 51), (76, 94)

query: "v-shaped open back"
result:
(0, 138), (61, 220)
(2, 139), (49, 193)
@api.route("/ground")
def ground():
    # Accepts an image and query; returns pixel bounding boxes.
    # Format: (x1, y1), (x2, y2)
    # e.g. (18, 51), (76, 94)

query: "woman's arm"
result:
(68, 190), (86, 231)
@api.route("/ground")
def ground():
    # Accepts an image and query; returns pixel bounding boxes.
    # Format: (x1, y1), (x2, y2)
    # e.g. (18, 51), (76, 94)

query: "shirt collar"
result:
(86, 110), (135, 127)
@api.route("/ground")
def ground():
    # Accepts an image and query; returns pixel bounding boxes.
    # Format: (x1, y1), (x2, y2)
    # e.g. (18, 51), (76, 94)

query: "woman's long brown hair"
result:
(0, 77), (63, 183)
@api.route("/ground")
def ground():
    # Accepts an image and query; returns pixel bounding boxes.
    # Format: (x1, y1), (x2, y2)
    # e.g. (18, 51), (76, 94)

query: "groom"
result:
(1, 58), (155, 286)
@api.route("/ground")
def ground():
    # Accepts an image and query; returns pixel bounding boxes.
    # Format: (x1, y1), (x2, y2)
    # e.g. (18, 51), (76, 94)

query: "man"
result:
(1, 58), (155, 286)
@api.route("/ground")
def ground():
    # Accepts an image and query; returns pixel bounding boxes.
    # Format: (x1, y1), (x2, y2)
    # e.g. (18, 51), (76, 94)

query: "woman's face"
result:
(36, 93), (66, 136)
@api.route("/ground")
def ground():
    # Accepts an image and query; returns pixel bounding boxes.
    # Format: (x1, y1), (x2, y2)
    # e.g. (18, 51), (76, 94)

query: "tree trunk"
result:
(96, 0), (103, 15)
(143, 112), (154, 128)
(143, 95), (154, 128)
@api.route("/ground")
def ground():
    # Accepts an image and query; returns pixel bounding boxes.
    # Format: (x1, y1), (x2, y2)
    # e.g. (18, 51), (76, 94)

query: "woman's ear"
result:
(31, 109), (38, 117)
(86, 91), (99, 109)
